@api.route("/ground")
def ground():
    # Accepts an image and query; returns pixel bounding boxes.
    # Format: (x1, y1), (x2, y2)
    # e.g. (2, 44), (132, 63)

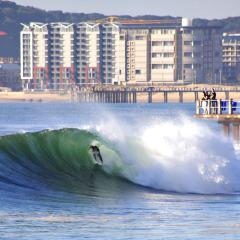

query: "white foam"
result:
(98, 116), (240, 194)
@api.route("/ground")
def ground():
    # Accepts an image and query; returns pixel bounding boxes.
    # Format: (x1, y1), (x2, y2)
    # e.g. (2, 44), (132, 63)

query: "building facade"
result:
(76, 23), (100, 84)
(0, 62), (21, 90)
(20, 18), (222, 89)
(222, 33), (240, 82)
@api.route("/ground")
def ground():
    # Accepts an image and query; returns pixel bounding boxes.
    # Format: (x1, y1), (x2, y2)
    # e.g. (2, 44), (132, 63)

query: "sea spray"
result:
(96, 116), (240, 194)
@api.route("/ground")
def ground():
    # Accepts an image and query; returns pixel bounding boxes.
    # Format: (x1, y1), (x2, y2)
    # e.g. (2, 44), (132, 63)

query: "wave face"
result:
(0, 117), (240, 195)
(0, 129), (122, 196)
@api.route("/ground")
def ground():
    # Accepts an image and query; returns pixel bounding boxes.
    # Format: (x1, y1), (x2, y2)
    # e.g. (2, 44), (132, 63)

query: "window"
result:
(152, 41), (163, 46)
(184, 52), (192, 57)
(135, 70), (141, 74)
(163, 41), (174, 46)
(164, 52), (174, 57)
(152, 64), (162, 69)
(152, 52), (163, 58)
(135, 36), (144, 40)
(184, 64), (192, 69)
(163, 64), (173, 69)
(184, 41), (192, 46)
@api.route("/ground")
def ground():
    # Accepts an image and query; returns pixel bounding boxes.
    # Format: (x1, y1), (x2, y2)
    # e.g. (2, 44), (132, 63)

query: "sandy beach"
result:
(0, 92), (70, 102)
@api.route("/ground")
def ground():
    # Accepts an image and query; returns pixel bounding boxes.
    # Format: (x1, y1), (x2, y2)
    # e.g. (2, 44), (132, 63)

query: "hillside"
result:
(0, 0), (240, 57)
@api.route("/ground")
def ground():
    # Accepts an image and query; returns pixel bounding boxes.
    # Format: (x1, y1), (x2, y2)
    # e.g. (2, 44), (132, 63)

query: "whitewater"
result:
(0, 102), (240, 239)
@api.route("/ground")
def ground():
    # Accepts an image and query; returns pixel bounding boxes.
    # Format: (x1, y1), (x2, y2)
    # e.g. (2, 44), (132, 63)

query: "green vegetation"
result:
(0, 0), (240, 57)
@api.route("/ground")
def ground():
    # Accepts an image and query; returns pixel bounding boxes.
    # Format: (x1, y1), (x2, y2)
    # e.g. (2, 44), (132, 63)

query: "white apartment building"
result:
(50, 23), (74, 89)
(21, 22), (48, 89)
(101, 23), (120, 84)
(20, 18), (222, 89)
(76, 23), (100, 84)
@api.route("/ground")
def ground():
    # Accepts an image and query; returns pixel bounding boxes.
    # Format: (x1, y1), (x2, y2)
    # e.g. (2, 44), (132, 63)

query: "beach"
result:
(0, 91), (70, 102)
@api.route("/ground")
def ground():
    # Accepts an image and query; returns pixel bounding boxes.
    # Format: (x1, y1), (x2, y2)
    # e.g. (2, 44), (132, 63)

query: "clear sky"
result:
(12, 0), (239, 19)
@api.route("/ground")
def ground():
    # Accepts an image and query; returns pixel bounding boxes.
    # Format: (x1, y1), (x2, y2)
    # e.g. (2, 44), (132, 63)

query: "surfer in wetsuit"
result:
(89, 145), (103, 165)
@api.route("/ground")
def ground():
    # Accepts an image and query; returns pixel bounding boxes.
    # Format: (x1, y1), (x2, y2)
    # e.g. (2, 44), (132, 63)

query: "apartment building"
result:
(21, 22), (75, 90)
(20, 18), (222, 89)
(222, 33), (240, 82)
(21, 23), (48, 89)
(49, 23), (75, 89)
(177, 21), (222, 84)
(76, 23), (100, 84)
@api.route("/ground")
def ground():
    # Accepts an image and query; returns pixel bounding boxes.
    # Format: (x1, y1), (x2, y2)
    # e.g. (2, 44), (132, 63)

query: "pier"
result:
(71, 86), (240, 104)
(195, 99), (240, 142)
(195, 99), (240, 120)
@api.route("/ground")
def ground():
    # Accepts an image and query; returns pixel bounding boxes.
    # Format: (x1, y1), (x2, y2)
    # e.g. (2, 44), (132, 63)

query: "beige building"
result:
(20, 18), (222, 89)
(150, 28), (176, 83)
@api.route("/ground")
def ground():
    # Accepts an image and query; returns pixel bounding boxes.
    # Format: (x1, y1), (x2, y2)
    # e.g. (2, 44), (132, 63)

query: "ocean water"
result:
(0, 102), (240, 240)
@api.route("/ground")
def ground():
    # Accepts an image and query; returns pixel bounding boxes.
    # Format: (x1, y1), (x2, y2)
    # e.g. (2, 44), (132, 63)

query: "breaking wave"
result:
(0, 117), (240, 195)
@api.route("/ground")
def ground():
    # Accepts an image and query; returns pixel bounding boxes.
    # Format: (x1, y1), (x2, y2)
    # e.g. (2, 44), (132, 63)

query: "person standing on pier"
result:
(211, 88), (216, 100)
(201, 91), (208, 114)
(211, 89), (217, 114)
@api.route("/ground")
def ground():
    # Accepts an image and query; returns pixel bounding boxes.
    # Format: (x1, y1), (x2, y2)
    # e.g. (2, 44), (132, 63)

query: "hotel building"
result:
(20, 18), (222, 89)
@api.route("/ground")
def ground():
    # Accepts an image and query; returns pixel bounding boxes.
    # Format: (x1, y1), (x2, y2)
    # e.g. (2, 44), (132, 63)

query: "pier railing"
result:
(196, 99), (240, 115)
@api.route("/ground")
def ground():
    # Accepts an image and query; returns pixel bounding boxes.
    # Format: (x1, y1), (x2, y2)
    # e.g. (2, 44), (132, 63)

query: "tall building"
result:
(20, 18), (222, 89)
(49, 23), (75, 89)
(177, 19), (222, 85)
(21, 23), (48, 89)
(222, 33), (240, 82)
(76, 23), (100, 84)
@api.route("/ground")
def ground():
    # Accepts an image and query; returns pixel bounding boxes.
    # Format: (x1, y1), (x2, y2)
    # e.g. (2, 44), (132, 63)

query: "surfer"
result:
(89, 145), (103, 165)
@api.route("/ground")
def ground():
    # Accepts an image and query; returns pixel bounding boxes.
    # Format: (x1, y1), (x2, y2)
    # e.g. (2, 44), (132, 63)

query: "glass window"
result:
(152, 41), (163, 46)
(152, 64), (162, 69)
(184, 52), (192, 57)
(184, 64), (192, 69)
(184, 41), (192, 46)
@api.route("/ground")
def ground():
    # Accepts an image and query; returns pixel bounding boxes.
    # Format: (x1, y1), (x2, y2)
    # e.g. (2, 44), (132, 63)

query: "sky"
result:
(11, 0), (240, 19)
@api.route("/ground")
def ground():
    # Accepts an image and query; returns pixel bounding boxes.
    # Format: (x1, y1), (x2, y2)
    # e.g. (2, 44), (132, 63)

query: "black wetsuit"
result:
(90, 146), (103, 165)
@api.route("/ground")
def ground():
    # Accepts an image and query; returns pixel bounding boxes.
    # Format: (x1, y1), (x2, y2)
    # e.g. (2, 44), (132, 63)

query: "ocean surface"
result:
(0, 102), (240, 240)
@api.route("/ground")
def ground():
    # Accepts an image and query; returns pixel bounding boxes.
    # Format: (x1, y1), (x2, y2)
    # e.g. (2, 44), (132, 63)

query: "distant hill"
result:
(1, 0), (240, 57)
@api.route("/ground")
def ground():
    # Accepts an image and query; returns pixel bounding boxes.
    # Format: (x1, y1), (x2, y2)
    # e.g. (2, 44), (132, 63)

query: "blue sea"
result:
(0, 102), (240, 240)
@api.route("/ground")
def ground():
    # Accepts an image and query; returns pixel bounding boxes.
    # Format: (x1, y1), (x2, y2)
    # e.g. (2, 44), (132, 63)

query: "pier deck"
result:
(195, 99), (240, 122)
(72, 86), (240, 103)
